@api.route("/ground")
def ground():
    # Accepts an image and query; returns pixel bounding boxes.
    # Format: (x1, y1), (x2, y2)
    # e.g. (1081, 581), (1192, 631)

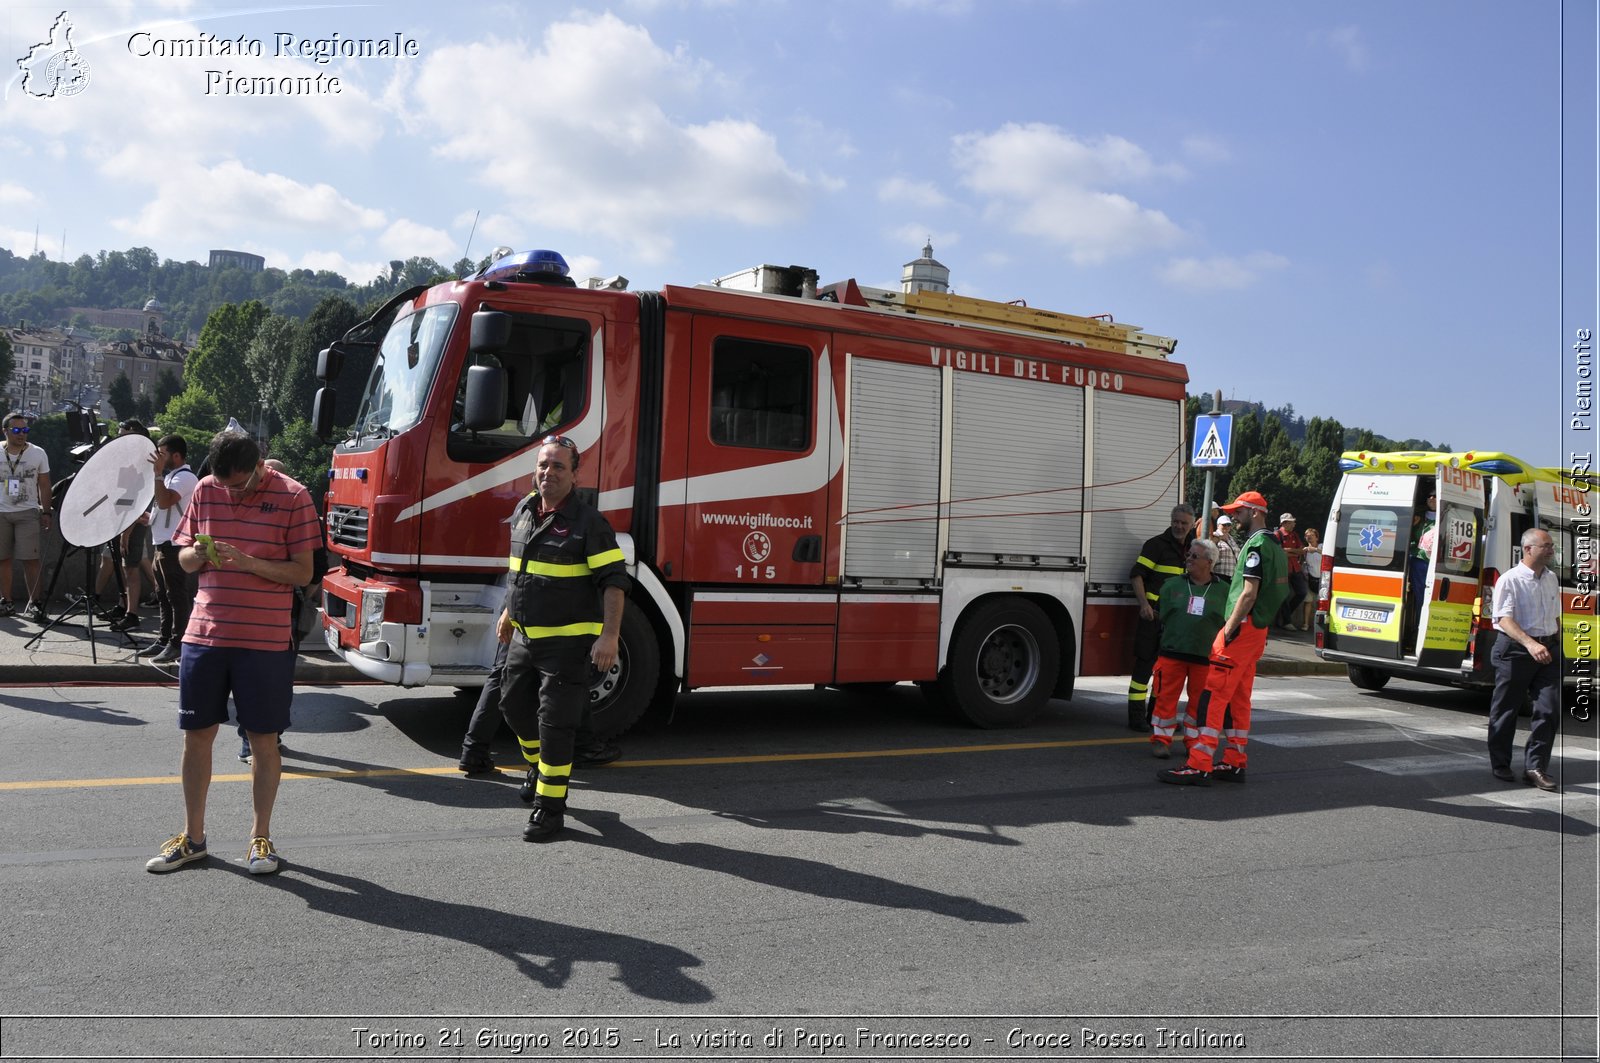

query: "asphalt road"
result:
(1, 675), (1596, 1062)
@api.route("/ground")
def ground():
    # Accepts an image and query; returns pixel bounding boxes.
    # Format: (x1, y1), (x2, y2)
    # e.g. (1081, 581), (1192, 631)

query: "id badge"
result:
(1187, 594), (1206, 616)
(6, 478), (19, 500)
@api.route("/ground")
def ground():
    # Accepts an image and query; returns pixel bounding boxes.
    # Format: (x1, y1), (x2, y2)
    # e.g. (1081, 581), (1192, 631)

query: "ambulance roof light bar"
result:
(478, 249), (571, 284)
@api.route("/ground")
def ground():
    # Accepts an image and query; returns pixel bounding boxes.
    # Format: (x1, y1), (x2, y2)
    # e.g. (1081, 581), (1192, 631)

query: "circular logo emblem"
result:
(742, 530), (772, 564)
(44, 49), (91, 96)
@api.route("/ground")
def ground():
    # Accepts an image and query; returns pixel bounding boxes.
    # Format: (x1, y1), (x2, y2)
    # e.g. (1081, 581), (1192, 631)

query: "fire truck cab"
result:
(314, 250), (1189, 734)
(1316, 449), (1596, 706)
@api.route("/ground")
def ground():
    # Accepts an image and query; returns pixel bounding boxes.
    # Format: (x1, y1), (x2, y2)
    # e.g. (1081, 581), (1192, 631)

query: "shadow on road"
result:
(254, 860), (713, 1004)
(0, 689), (145, 726)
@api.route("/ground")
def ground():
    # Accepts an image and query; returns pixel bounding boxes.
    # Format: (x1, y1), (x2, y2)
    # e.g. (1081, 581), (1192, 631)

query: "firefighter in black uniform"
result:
(1127, 503), (1197, 732)
(497, 434), (629, 842)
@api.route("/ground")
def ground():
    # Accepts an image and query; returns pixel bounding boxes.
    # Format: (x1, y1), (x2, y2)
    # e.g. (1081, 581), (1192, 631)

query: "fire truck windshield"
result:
(351, 303), (459, 440)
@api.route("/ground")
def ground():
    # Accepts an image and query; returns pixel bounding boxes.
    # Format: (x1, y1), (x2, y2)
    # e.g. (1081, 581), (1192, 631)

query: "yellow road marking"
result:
(0, 736), (1147, 792)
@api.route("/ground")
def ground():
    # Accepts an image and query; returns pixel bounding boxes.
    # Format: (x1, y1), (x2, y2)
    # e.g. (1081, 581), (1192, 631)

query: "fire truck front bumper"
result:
(323, 625), (434, 686)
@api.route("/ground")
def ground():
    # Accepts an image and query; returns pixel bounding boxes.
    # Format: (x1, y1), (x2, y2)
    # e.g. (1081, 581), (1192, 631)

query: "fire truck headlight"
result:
(360, 589), (387, 643)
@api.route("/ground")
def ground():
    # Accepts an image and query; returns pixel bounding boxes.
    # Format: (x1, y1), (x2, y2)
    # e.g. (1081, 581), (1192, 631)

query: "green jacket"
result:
(1231, 529), (1290, 629)
(1156, 574), (1229, 662)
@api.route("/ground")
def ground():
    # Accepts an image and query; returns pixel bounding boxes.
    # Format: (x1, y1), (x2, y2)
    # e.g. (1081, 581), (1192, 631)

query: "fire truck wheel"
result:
(1347, 664), (1391, 691)
(585, 607), (661, 739)
(940, 598), (1059, 728)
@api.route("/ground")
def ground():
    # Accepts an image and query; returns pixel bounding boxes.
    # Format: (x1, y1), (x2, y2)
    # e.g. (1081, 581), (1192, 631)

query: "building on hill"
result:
(99, 328), (187, 409)
(63, 295), (170, 337)
(209, 249), (265, 272)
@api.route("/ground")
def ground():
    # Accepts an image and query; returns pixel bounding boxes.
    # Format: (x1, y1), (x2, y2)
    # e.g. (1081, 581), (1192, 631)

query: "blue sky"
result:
(2, 0), (1592, 468)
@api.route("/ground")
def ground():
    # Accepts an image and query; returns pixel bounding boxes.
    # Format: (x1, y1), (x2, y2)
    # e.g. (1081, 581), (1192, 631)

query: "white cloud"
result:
(378, 219), (455, 261)
(1318, 25), (1369, 72)
(952, 122), (1186, 264)
(878, 176), (950, 210)
(111, 159), (387, 248)
(404, 13), (811, 262)
(0, 183), (38, 206)
(1159, 251), (1289, 291)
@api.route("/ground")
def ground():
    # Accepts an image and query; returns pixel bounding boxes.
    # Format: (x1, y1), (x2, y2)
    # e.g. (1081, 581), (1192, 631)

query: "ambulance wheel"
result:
(585, 607), (660, 739)
(1347, 664), (1391, 691)
(940, 598), (1058, 728)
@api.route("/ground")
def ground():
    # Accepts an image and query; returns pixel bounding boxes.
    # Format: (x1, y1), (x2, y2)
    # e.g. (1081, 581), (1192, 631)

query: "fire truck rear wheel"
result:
(585, 607), (661, 739)
(940, 598), (1059, 728)
(1347, 664), (1391, 691)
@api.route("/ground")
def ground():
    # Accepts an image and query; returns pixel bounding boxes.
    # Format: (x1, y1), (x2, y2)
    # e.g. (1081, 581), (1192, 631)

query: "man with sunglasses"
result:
(497, 434), (629, 842)
(145, 431), (320, 876)
(0, 411), (52, 622)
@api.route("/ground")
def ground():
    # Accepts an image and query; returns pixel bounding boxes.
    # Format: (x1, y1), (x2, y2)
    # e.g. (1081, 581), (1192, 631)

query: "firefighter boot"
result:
(1127, 702), (1149, 733)
(519, 767), (538, 804)
(523, 798), (566, 843)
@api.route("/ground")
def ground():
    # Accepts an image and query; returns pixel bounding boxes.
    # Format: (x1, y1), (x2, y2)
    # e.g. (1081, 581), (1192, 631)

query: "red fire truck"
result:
(313, 251), (1189, 734)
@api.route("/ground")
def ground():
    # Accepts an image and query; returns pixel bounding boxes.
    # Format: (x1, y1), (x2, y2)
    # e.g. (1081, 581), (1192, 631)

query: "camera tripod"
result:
(24, 530), (137, 662)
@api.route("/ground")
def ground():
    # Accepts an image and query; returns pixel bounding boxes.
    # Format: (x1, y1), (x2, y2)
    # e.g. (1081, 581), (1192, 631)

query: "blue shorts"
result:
(178, 644), (295, 734)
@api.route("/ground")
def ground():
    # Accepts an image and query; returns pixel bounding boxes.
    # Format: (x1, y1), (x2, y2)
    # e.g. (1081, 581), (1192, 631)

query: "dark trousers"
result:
(1486, 634), (1561, 774)
(1128, 614), (1161, 718)
(461, 639), (511, 761)
(462, 638), (598, 764)
(500, 635), (590, 804)
(1278, 570), (1308, 626)
(153, 542), (195, 644)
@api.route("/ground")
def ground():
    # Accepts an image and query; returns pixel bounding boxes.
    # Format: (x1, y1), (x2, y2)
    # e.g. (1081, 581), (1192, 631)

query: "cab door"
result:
(676, 317), (839, 686)
(1415, 463), (1487, 668)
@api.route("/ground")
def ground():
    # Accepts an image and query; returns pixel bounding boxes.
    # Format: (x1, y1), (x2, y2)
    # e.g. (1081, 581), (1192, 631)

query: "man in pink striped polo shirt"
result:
(144, 430), (321, 876)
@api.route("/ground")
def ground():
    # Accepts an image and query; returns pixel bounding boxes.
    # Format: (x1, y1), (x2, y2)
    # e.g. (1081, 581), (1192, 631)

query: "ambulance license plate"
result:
(1340, 605), (1390, 622)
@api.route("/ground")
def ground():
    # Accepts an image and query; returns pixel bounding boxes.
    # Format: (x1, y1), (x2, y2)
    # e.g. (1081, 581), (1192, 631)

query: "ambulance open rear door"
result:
(1414, 463), (1487, 671)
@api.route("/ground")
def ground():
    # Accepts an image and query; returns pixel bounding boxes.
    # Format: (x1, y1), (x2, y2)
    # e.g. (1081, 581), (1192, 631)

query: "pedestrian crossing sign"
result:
(1191, 414), (1233, 467)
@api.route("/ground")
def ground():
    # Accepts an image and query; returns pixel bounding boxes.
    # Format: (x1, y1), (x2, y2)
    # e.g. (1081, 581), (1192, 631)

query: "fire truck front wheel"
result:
(940, 598), (1060, 729)
(585, 607), (662, 739)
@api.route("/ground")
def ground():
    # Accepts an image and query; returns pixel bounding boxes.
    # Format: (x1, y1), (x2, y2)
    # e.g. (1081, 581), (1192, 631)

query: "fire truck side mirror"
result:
(471, 310), (513, 353)
(312, 387), (338, 441)
(316, 344), (345, 382)
(462, 365), (508, 432)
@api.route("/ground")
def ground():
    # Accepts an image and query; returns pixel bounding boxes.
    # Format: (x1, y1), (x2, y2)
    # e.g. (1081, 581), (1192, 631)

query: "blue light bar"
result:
(480, 249), (569, 283)
(1338, 458), (1364, 472)
(1468, 458), (1524, 475)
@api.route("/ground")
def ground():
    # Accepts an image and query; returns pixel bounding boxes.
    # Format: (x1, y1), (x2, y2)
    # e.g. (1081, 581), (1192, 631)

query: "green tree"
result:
(186, 300), (269, 422)
(245, 314), (297, 433)
(279, 295), (360, 428)
(153, 367), (183, 414)
(134, 393), (155, 423)
(107, 373), (135, 419)
(157, 385), (223, 453)
(269, 417), (334, 506)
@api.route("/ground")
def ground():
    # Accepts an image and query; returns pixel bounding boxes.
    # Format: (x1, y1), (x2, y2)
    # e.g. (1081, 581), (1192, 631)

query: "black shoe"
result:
(151, 643), (182, 665)
(575, 740), (621, 768)
(0, 599), (13, 618)
(97, 604), (126, 622)
(458, 757), (496, 776)
(519, 768), (537, 804)
(136, 640), (169, 658)
(23, 601), (47, 623)
(108, 613), (141, 632)
(523, 804), (566, 842)
(1211, 763), (1246, 783)
(1158, 766), (1211, 786)
(1491, 766), (1515, 782)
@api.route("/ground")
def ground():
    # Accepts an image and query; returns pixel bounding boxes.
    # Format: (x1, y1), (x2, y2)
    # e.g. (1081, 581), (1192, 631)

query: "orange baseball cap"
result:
(1219, 490), (1269, 514)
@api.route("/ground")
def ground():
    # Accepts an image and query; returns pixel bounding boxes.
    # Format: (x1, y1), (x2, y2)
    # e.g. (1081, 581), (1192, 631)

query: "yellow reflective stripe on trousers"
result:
(505, 555), (593, 578)
(514, 620), (604, 639)
(536, 758), (572, 799)
(586, 547), (625, 569)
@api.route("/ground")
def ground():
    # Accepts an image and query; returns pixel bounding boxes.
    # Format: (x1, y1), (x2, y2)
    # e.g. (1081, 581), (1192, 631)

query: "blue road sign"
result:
(1191, 414), (1233, 467)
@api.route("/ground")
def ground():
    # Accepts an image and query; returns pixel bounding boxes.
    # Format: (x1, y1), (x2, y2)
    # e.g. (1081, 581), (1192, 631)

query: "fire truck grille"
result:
(327, 504), (370, 549)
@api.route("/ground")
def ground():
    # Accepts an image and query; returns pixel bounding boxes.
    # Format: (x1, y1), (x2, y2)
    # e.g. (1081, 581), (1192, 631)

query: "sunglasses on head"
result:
(541, 434), (577, 451)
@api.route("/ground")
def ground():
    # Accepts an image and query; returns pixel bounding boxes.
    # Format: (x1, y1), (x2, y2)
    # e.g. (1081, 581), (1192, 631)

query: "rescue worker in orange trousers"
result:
(497, 434), (629, 842)
(1148, 537), (1229, 759)
(1158, 490), (1288, 785)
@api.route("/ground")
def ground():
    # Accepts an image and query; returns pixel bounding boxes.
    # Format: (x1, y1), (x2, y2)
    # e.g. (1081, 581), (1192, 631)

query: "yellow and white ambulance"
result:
(1316, 450), (1595, 707)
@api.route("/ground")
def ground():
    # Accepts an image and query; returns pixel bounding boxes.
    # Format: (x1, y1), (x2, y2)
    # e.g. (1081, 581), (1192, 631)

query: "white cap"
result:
(1215, 514), (1233, 526)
